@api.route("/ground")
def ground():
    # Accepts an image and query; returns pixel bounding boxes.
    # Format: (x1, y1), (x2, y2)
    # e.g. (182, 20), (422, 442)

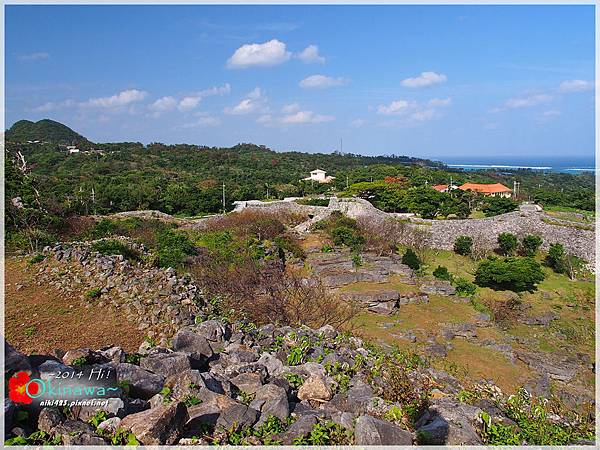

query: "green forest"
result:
(5, 119), (595, 250)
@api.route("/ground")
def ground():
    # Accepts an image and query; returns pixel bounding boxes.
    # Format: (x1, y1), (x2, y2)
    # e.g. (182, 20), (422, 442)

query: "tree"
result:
(498, 233), (518, 256)
(545, 243), (567, 274)
(433, 265), (453, 281)
(475, 257), (545, 292)
(454, 235), (473, 256)
(521, 235), (543, 257)
(481, 196), (518, 217)
(404, 187), (446, 219)
(402, 248), (421, 270)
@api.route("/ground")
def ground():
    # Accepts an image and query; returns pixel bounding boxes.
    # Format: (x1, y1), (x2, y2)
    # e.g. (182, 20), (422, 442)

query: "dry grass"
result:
(5, 257), (145, 354)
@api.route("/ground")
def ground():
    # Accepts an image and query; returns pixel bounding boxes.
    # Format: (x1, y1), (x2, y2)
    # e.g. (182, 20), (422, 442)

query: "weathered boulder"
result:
(415, 397), (482, 445)
(275, 415), (318, 445)
(193, 320), (231, 343)
(140, 352), (192, 378)
(5, 341), (32, 375)
(62, 348), (94, 366)
(172, 329), (213, 362)
(186, 403), (222, 432)
(97, 417), (121, 435)
(38, 408), (66, 433)
(215, 403), (260, 433)
(420, 280), (456, 296)
(53, 420), (106, 445)
(297, 375), (332, 403)
(231, 372), (264, 395)
(116, 363), (165, 399)
(120, 401), (188, 445)
(254, 383), (290, 423)
(354, 415), (413, 445)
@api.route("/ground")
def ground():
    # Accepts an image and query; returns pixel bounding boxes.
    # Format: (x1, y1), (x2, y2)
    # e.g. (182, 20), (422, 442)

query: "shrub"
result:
(433, 265), (453, 281)
(330, 226), (364, 250)
(155, 230), (196, 268)
(86, 288), (102, 299)
(91, 239), (140, 261)
(295, 198), (330, 207)
(497, 232), (518, 256)
(521, 235), (543, 257)
(274, 235), (305, 259)
(454, 277), (477, 297)
(402, 248), (421, 270)
(28, 253), (45, 265)
(454, 235), (473, 256)
(546, 243), (567, 274)
(475, 257), (545, 292)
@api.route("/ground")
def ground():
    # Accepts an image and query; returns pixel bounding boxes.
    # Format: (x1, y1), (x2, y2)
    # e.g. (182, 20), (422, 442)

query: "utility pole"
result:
(266, 183), (269, 200)
(346, 175), (349, 189)
(340, 138), (343, 154)
(222, 182), (226, 214)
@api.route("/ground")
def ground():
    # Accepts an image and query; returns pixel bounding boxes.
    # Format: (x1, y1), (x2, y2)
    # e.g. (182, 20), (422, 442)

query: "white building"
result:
(302, 169), (336, 184)
(67, 146), (80, 154)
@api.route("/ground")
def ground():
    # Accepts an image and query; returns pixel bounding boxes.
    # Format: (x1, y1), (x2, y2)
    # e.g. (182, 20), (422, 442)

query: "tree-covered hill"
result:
(5, 119), (91, 145)
(4, 119), (594, 223)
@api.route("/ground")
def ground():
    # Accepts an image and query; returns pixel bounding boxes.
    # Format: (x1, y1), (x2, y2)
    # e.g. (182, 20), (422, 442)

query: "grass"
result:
(442, 339), (532, 392)
(468, 209), (487, 219)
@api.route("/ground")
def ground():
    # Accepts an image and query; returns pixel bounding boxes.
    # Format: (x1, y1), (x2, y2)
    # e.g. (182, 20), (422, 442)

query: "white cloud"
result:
(536, 109), (561, 123)
(350, 118), (366, 127)
(150, 96), (177, 112)
(178, 112), (222, 128)
(401, 71), (447, 88)
(505, 93), (553, 109)
(377, 100), (412, 115)
(428, 97), (452, 107)
(224, 87), (267, 114)
(18, 52), (50, 61)
(178, 96), (202, 111)
(296, 45), (325, 64)
(558, 79), (594, 93)
(299, 74), (349, 89)
(377, 97), (451, 124)
(282, 102), (300, 113)
(227, 39), (291, 68)
(280, 110), (334, 124)
(86, 89), (148, 108)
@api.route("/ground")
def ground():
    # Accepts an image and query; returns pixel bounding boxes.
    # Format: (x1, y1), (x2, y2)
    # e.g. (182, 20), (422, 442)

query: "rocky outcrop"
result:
(4, 316), (593, 446)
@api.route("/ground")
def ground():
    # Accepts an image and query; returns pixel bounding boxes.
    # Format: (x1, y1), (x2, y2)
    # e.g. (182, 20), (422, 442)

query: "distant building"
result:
(432, 184), (449, 192)
(67, 145), (80, 154)
(458, 183), (512, 198)
(302, 169), (336, 184)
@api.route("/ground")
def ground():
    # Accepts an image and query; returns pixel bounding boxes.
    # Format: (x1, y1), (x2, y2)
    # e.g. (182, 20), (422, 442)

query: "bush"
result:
(546, 243), (567, 274)
(454, 235), (473, 256)
(91, 239), (140, 261)
(454, 277), (477, 297)
(330, 226), (364, 250)
(402, 248), (421, 270)
(475, 257), (545, 292)
(497, 233), (518, 256)
(521, 235), (543, 257)
(155, 230), (196, 268)
(295, 198), (330, 207)
(433, 265), (453, 282)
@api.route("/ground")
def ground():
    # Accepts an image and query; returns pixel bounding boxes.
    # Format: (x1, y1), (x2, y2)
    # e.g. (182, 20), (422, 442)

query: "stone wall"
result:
(231, 197), (595, 263)
(416, 211), (595, 263)
(36, 238), (203, 344)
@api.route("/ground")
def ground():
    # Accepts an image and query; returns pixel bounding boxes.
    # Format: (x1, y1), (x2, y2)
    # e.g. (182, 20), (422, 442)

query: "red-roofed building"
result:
(432, 184), (449, 193)
(458, 183), (512, 198)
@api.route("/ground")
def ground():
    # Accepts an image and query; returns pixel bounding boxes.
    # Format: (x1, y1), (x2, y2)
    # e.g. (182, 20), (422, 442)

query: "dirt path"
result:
(5, 257), (145, 355)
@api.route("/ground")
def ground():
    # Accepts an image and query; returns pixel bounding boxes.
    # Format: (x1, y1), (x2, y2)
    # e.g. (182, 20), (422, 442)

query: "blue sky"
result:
(5, 4), (595, 162)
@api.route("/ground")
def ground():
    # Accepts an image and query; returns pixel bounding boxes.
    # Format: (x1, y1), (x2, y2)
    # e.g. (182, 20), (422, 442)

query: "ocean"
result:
(439, 157), (595, 174)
